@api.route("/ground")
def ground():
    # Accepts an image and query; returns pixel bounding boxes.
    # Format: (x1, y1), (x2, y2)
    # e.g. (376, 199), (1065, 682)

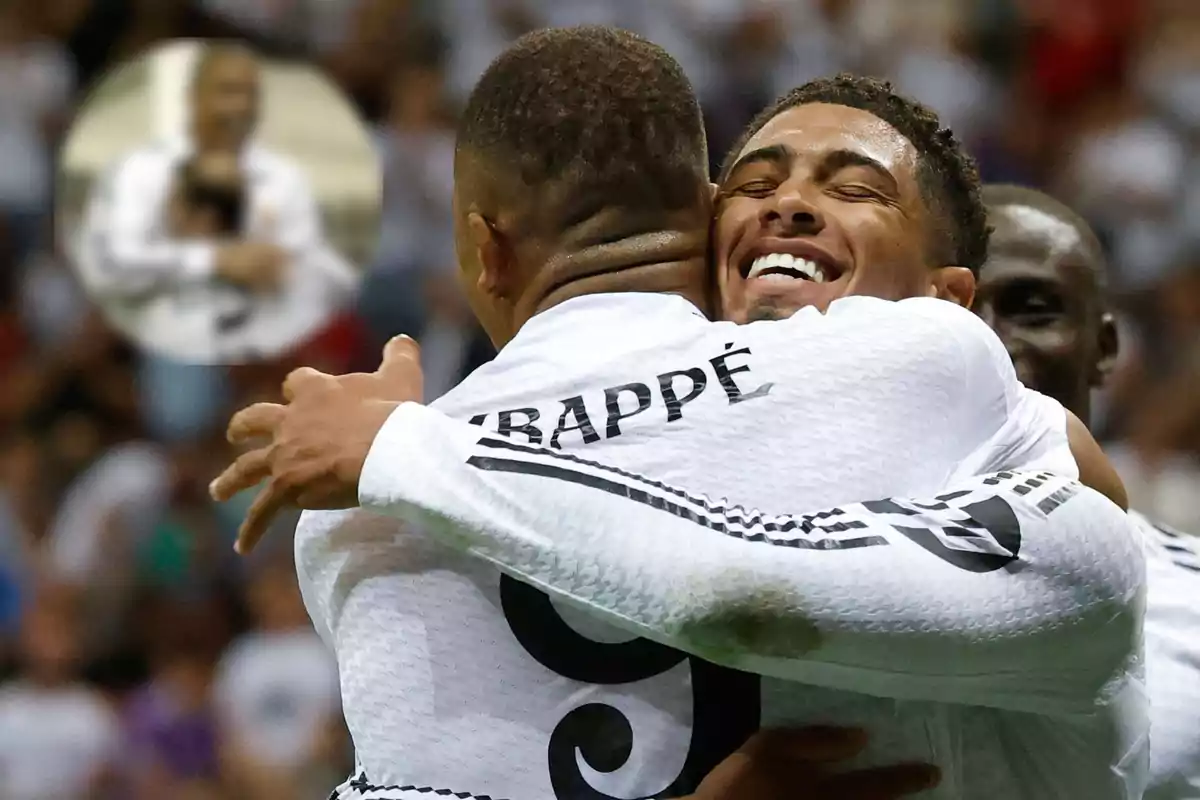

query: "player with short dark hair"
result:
(978, 184), (1200, 800)
(714, 74), (986, 326)
(721, 74), (989, 276)
(453, 25), (716, 341)
(217, 26), (1144, 800)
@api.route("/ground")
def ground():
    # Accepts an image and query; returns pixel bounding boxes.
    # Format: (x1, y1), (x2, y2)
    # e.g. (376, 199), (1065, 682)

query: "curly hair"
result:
(720, 74), (990, 274)
(456, 26), (709, 230)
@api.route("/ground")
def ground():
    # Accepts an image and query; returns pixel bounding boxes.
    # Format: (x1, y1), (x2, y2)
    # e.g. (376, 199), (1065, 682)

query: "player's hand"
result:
(690, 727), (940, 800)
(209, 335), (424, 554)
(215, 242), (287, 292)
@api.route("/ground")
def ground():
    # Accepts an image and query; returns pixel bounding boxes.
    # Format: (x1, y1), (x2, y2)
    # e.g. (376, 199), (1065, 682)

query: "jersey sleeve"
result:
(79, 151), (218, 298)
(357, 401), (1143, 714)
(917, 298), (1077, 480)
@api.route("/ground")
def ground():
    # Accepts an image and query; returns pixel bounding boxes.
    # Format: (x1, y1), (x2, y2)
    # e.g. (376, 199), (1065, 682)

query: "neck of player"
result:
(526, 227), (712, 322)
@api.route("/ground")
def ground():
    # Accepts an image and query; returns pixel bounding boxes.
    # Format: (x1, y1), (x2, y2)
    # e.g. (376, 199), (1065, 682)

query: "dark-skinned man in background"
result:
(977, 184), (1200, 800)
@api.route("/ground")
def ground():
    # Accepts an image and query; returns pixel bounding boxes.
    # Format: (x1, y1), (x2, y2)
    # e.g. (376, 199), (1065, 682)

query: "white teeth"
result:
(746, 253), (827, 283)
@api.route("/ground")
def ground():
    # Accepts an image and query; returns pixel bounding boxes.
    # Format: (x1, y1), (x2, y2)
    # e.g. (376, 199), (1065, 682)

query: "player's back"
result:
(299, 292), (1141, 800)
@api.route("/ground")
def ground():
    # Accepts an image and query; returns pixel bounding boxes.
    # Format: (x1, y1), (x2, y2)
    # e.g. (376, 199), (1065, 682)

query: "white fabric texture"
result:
(296, 292), (1142, 800)
(1134, 511), (1200, 800)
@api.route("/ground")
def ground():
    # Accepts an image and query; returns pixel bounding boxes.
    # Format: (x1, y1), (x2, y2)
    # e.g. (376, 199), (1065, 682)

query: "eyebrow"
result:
(814, 149), (898, 191)
(724, 144), (793, 180)
(724, 145), (898, 192)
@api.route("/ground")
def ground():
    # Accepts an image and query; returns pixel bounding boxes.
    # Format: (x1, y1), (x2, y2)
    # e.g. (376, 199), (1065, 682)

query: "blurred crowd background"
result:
(0, 0), (1198, 797)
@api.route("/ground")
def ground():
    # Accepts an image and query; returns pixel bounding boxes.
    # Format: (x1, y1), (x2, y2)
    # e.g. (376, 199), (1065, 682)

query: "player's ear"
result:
(929, 266), (976, 309)
(466, 212), (511, 299)
(1092, 310), (1119, 387)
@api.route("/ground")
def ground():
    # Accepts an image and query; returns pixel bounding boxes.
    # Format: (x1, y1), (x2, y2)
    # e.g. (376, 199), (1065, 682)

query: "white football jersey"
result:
(73, 138), (359, 364)
(1135, 511), (1200, 799)
(296, 292), (1146, 800)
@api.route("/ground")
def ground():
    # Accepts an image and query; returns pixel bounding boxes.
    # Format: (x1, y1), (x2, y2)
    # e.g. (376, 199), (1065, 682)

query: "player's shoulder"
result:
(816, 296), (1011, 377)
(885, 296), (1001, 343)
(817, 295), (998, 346)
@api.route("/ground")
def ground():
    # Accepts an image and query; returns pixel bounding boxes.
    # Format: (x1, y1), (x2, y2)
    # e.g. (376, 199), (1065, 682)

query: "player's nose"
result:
(760, 185), (825, 237)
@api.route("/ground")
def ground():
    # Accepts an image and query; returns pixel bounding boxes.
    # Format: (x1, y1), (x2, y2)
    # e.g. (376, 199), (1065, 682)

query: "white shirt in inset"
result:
(74, 138), (360, 364)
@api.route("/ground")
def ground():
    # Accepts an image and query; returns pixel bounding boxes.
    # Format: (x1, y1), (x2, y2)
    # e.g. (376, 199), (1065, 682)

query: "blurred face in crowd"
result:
(191, 50), (260, 152)
(975, 200), (1117, 418)
(19, 599), (83, 685)
(714, 103), (973, 322)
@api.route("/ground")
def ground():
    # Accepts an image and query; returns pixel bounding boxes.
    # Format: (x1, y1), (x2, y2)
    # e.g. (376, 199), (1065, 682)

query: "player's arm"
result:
(1067, 411), (1127, 509)
(910, 297), (1125, 506)
(82, 152), (220, 298)
(357, 402), (1143, 715)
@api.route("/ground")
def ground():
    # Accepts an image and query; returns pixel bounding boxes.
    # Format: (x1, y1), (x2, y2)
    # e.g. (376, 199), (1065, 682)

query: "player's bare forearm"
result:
(1066, 410), (1128, 510)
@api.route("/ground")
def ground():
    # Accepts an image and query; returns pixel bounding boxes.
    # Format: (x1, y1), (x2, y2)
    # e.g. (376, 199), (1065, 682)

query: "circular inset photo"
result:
(57, 39), (380, 365)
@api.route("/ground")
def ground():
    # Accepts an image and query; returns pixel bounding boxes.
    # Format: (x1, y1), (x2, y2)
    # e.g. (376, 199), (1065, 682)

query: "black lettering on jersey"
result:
(863, 488), (1024, 573)
(551, 395), (601, 449)
(710, 343), (773, 405)
(500, 576), (759, 799)
(658, 368), (707, 423)
(481, 339), (774, 446)
(497, 408), (543, 445)
(468, 413), (488, 427)
(604, 383), (652, 439)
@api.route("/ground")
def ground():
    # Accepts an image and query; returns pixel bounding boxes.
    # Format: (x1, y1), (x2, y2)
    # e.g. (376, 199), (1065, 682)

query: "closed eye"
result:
(831, 184), (881, 201)
(733, 180), (777, 198)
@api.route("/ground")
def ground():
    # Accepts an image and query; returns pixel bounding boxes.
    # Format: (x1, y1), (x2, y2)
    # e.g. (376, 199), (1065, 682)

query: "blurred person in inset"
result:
(0, 587), (121, 800)
(74, 40), (360, 365)
(123, 591), (230, 799)
(215, 554), (343, 799)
